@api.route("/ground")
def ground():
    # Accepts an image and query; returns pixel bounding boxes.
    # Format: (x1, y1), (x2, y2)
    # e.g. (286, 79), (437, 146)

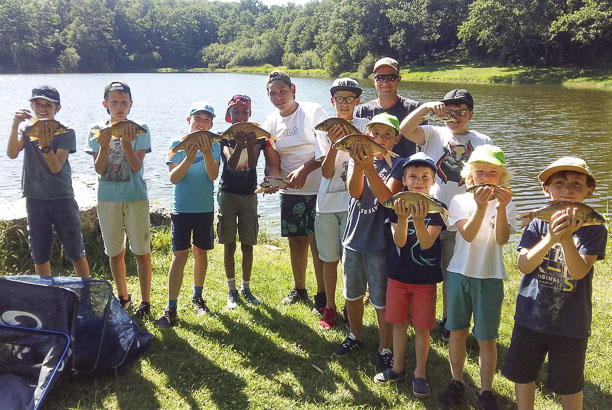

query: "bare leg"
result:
(391, 322), (409, 374)
(135, 252), (152, 303)
(241, 243), (253, 282)
(72, 256), (90, 278)
(167, 250), (189, 300)
(449, 328), (469, 382)
(346, 298), (364, 340)
(478, 338), (497, 391)
(375, 307), (392, 352)
(109, 249), (127, 298)
(323, 261), (339, 309)
(223, 242), (236, 281)
(561, 392), (583, 410)
(308, 234), (325, 293)
(35, 261), (52, 276)
(288, 235), (309, 289)
(515, 382), (536, 410)
(414, 326), (430, 378)
(192, 245), (208, 288)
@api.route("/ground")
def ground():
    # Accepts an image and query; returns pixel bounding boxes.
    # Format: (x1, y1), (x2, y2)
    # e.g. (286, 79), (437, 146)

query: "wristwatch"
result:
(39, 145), (52, 154)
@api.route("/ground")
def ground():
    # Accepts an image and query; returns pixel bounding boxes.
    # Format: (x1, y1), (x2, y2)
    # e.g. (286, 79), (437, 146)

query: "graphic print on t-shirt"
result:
(394, 217), (436, 266)
(102, 140), (130, 182)
(537, 243), (576, 292)
(436, 139), (474, 185)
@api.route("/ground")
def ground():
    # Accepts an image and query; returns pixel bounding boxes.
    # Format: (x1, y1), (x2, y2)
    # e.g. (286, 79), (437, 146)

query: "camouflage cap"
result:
(373, 57), (399, 74)
(266, 70), (292, 86)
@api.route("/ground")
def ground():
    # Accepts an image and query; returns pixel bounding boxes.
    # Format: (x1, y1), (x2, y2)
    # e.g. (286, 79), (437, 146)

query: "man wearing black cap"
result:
(399, 88), (493, 342)
(355, 57), (421, 159)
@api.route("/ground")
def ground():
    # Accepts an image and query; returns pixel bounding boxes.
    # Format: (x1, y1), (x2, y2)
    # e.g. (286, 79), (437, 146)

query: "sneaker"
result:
(319, 307), (336, 330)
(440, 317), (450, 342)
(191, 295), (211, 315)
(227, 289), (240, 309)
(119, 294), (131, 310)
(439, 380), (466, 407)
(312, 291), (326, 315)
(375, 350), (394, 373)
(373, 368), (407, 384)
(333, 334), (362, 357)
(412, 377), (431, 398)
(476, 391), (500, 410)
(342, 306), (350, 329)
(241, 288), (261, 305)
(156, 305), (177, 328)
(133, 302), (151, 322)
(281, 288), (308, 305)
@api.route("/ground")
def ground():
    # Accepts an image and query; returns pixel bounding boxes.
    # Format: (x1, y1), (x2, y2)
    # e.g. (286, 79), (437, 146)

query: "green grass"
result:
(2, 227), (611, 409)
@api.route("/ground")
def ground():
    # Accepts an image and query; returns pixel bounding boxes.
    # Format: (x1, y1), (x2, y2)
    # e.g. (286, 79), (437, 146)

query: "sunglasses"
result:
(230, 95), (251, 103)
(333, 96), (357, 104)
(373, 74), (399, 82)
(446, 109), (469, 117)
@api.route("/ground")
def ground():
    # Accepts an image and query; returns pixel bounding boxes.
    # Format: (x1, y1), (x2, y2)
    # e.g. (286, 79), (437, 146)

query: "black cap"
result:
(104, 81), (132, 99)
(30, 86), (60, 104)
(330, 78), (362, 97)
(441, 89), (473, 109)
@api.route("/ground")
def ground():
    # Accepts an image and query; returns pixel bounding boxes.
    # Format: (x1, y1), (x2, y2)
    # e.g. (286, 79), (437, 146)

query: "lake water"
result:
(1, 73), (610, 229)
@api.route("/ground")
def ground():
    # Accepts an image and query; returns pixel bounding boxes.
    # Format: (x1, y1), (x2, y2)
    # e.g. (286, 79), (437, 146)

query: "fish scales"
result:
(220, 122), (276, 140)
(332, 134), (398, 166)
(166, 130), (223, 160)
(519, 201), (605, 227)
(24, 118), (69, 140)
(89, 120), (147, 142)
(382, 191), (453, 227)
(254, 177), (289, 194)
(315, 118), (362, 135)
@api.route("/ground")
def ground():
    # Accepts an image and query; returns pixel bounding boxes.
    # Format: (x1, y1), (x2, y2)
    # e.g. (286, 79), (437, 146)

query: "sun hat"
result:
(441, 89), (474, 109)
(366, 112), (400, 134)
(104, 81), (131, 99)
(30, 86), (60, 104)
(538, 156), (596, 187)
(225, 94), (251, 123)
(373, 57), (399, 74)
(468, 144), (506, 166)
(330, 78), (362, 97)
(402, 152), (436, 173)
(189, 101), (215, 118)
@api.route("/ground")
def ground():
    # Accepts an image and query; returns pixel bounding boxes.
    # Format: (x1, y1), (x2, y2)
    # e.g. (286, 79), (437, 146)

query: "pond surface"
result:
(1, 73), (610, 229)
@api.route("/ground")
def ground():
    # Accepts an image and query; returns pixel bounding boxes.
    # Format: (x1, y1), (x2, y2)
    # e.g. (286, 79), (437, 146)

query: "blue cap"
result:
(402, 152), (436, 172)
(189, 101), (215, 118)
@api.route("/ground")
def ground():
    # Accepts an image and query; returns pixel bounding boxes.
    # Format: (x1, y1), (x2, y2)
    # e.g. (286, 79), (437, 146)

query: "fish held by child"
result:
(466, 184), (512, 193)
(315, 118), (362, 135)
(332, 134), (398, 166)
(254, 176), (290, 194)
(220, 122), (277, 140)
(24, 118), (69, 140)
(89, 120), (147, 142)
(519, 201), (605, 228)
(383, 191), (453, 227)
(424, 111), (458, 123)
(166, 130), (223, 160)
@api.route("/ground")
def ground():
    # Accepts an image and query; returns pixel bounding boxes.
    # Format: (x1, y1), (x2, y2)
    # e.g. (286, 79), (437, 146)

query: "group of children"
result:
(7, 77), (606, 409)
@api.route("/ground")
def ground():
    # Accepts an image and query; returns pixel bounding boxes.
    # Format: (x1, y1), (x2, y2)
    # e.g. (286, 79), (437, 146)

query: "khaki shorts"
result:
(217, 191), (259, 245)
(97, 200), (151, 257)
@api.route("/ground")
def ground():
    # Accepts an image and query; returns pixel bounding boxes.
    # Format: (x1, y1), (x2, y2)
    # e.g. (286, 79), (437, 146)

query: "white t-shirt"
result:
(262, 101), (328, 195)
(315, 117), (369, 213)
(420, 125), (492, 206)
(447, 192), (517, 279)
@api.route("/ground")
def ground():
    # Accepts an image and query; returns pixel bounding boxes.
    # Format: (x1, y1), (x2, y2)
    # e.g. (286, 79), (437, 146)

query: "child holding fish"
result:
(439, 144), (516, 409)
(374, 153), (447, 398)
(332, 112), (404, 374)
(156, 101), (220, 327)
(313, 78), (369, 329)
(87, 81), (152, 320)
(6, 85), (90, 277)
(502, 157), (607, 410)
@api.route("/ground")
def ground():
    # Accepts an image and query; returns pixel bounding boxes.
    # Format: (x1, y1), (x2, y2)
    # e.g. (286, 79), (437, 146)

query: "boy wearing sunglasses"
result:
(399, 89), (493, 342)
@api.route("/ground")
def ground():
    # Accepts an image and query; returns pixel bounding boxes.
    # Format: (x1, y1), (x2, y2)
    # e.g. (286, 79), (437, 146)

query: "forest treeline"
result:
(1, 0), (611, 75)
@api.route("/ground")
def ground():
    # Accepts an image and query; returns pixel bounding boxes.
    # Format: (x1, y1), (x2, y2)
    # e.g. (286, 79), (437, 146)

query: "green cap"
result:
(468, 144), (506, 166)
(366, 112), (400, 134)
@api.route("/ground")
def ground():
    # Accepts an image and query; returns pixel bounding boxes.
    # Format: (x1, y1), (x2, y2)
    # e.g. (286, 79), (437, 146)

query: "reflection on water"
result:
(1, 74), (610, 229)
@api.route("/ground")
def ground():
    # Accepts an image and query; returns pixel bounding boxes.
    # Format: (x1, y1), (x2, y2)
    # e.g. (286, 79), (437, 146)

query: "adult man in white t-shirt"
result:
(399, 89), (492, 341)
(262, 71), (328, 307)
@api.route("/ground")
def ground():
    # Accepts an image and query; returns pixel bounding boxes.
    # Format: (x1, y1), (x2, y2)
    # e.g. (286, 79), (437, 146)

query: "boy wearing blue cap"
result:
(157, 101), (221, 327)
(374, 152), (446, 399)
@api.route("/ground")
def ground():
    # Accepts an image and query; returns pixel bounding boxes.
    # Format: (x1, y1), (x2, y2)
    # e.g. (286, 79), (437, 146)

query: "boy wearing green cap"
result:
(333, 112), (405, 374)
(439, 145), (516, 409)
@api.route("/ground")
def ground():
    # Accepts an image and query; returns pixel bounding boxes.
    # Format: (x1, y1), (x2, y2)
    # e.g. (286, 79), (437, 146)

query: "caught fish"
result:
(90, 120), (147, 142)
(315, 118), (362, 135)
(166, 130), (223, 160)
(220, 122), (277, 140)
(519, 201), (605, 228)
(24, 118), (69, 140)
(383, 191), (453, 227)
(254, 176), (290, 194)
(466, 184), (512, 193)
(424, 111), (458, 123)
(332, 134), (398, 166)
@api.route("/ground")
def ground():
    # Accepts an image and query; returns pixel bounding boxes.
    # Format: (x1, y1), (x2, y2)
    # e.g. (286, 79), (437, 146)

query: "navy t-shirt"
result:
(385, 199), (446, 285)
(218, 138), (266, 195)
(515, 219), (607, 339)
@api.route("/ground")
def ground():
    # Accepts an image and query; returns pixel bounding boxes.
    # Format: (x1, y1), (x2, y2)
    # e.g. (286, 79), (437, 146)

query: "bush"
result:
(282, 52), (298, 69)
(357, 52), (377, 79)
(296, 50), (321, 69)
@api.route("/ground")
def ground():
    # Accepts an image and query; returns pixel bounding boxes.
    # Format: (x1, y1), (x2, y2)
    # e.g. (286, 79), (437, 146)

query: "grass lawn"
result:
(2, 227), (611, 409)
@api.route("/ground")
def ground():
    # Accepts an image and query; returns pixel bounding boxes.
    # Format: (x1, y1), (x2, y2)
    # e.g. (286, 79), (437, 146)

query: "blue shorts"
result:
(445, 271), (503, 340)
(502, 323), (587, 395)
(26, 198), (86, 264)
(280, 194), (316, 237)
(171, 212), (214, 252)
(342, 248), (387, 309)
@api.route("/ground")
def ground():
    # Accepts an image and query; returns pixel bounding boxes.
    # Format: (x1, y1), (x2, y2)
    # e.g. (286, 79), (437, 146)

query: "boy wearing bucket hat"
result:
(439, 145), (516, 409)
(502, 157), (607, 410)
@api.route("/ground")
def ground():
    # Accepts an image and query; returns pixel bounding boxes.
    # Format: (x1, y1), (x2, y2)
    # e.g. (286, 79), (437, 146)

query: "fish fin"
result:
(440, 210), (451, 228)
(384, 154), (392, 167)
(268, 133), (279, 140)
(166, 149), (177, 161)
(89, 129), (101, 141)
(387, 150), (399, 158)
(518, 212), (533, 228)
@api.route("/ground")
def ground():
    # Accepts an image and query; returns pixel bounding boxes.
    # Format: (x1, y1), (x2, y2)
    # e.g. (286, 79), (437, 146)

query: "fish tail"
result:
(384, 154), (392, 167)
(518, 212), (533, 228)
(387, 150), (399, 158)
(440, 209), (453, 228)
(166, 148), (177, 160)
(268, 133), (279, 140)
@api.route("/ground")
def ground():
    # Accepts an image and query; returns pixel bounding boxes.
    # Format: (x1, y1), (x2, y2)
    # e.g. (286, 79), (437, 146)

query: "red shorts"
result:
(384, 279), (437, 330)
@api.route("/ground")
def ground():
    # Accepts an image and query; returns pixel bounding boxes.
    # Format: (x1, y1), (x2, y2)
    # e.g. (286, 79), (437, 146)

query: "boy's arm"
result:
(321, 125), (348, 179)
(287, 157), (321, 189)
(37, 126), (69, 174)
(493, 188), (512, 245)
(263, 143), (280, 177)
(169, 142), (198, 184)
(347, 144), (366, 198)
(455, 189), (490, 242)
(120, 126), (145, 172)
(93, 128), (111, 175)
(7, 109), (29, 158)
(412, 201), (443, 249)
(399, 102), (444, 146)
(227, 132), (259, 170)
(392, 199), (410, 247)
(361, 144), (394, 203)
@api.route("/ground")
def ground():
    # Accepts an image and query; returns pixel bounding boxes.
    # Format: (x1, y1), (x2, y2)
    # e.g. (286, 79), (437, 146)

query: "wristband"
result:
(39, 145), (52, 154)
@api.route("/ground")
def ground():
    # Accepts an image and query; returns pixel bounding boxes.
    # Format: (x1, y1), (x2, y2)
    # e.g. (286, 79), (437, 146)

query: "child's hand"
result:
(96, 128), (113, 148)
(328, 124), (350, 144)
(411, 199), (429, 221)
(473, 186), (493, 209)
(200, 133), (212, 154)
(37, 121), (54, 148)
(548, 208), (586, 242)
(393, 198), (410, 217)
(559, 207), (587, 240)
(13, 109), (31, 125)
(351, 141), (373, 167)
(424, 101), (446, 118)
(493, 186), (512, 209)
(120, 122), (137, 143)
(184, 141), (199, 162)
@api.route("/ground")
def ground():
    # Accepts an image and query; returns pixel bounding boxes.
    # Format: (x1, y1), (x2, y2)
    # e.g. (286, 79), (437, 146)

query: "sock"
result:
(168, 300), (177, 308)
(227, 278), (236, 291)
(193, 286), (203, 298)
(241, 280), (250, 291)
(348, 332), (357, 341)
(380, 348), (392, 356)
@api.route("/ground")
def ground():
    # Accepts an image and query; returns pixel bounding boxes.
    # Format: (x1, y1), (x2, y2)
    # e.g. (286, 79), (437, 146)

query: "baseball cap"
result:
(366, 112), (400, 134)
(538, 157), (596, 187)
(266, 70), (292, 86)
(225, 94), (251, 123)
(30, 86), (60, 104)
(373, 57), (399, 74)
(402, 152), (436, 173)
(441, 89), (474, 109)
(330, 78), (362, 97)
(104, 81), (132, 99)
(468, 144), (506, 166)
(189, 101), (215, 118)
